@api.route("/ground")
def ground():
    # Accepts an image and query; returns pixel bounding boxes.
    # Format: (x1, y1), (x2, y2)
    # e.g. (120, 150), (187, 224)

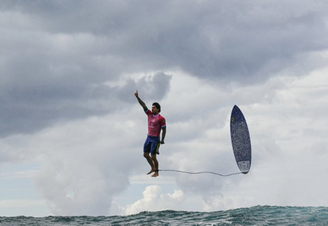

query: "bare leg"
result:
(151, 154), (159, 177)
(144, 153), (155, 174)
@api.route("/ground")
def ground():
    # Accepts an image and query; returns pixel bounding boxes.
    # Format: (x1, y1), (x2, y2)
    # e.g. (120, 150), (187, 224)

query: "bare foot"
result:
(151, 172), (159, 177)
(147, 169), (155, 175)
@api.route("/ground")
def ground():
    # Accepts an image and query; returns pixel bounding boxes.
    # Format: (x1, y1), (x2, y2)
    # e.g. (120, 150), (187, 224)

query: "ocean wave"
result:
(1, 206), (328, 225)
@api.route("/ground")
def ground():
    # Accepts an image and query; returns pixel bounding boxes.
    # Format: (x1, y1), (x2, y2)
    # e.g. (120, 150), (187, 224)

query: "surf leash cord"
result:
(158, 169), (242, 177)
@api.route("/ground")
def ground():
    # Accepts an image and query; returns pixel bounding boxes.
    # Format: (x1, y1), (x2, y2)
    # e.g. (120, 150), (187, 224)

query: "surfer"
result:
(135, 90), (166, 177)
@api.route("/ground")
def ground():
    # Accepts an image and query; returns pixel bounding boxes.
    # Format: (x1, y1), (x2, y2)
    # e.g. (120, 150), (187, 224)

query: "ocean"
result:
(1, 206), (328, 225)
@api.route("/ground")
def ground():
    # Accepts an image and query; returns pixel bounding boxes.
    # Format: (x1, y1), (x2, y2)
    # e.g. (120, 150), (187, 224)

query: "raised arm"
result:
(134, 90), (148, 111)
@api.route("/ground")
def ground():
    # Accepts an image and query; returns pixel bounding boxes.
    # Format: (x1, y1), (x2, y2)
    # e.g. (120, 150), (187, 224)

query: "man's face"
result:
(152, 105), (159, 115)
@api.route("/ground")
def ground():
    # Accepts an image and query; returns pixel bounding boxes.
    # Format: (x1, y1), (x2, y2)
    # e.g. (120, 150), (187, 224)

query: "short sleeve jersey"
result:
(145, 109), (166, 137)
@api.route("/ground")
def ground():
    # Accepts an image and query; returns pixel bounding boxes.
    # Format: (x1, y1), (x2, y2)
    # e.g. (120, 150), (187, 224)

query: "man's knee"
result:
(143, 152), (150, 158)
(151, 154), (157, 160)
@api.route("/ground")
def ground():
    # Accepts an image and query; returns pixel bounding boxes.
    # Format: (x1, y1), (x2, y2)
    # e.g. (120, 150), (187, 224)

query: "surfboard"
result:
(230, 105), (252, 174)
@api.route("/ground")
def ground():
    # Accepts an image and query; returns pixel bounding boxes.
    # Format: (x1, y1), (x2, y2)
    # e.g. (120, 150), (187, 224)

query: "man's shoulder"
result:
(159, 115), (166, 124)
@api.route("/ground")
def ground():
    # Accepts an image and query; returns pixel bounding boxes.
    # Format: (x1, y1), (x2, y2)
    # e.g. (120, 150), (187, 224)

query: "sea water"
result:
(1, 206), (328, 225)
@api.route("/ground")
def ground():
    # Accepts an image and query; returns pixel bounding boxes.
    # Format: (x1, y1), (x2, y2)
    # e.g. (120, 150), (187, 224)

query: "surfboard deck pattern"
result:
(230, 105), (252, 174)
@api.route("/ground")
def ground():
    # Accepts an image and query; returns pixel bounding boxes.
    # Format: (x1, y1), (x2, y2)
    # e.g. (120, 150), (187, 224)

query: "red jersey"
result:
(145, 109), (166, 137)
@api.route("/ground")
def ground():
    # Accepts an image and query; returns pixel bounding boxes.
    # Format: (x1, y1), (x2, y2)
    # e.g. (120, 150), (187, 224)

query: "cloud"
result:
(30, 109), (154, 216)
(0, 71), (171, 137)
(153, 68), (328, 210)
(124, 185), (184, 215)
(1, 65), (328, 215)
(1, 0), (328, 216)
(0, 70), (171, 215)
(2, 0), (328, 139)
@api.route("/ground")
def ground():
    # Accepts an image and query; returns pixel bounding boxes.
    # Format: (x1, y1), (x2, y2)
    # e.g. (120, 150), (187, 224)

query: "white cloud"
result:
(31, 113), (144, 216)
(123, 185), (184, 215)
(145, 68), (328, 211)
(1, 67), (328, 215)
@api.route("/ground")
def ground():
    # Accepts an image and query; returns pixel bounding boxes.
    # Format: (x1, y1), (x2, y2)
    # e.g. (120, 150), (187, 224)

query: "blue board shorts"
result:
(144, 135), (160, 155)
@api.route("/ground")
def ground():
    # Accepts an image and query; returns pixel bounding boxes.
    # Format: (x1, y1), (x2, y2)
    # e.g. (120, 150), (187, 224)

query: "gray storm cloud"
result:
(2, 0), (328, 137)
(0, 71), (171, 138)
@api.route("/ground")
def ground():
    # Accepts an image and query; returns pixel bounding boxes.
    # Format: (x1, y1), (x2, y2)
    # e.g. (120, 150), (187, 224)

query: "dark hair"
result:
(152, 102), (161, 112)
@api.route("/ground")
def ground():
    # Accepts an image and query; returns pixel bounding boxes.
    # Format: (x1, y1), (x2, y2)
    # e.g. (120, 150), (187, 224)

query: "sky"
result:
(1, 0), (328, 217)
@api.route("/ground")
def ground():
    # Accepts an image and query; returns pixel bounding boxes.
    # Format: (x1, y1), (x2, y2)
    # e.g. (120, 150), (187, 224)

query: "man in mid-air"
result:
(135, 90), (166, 177)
